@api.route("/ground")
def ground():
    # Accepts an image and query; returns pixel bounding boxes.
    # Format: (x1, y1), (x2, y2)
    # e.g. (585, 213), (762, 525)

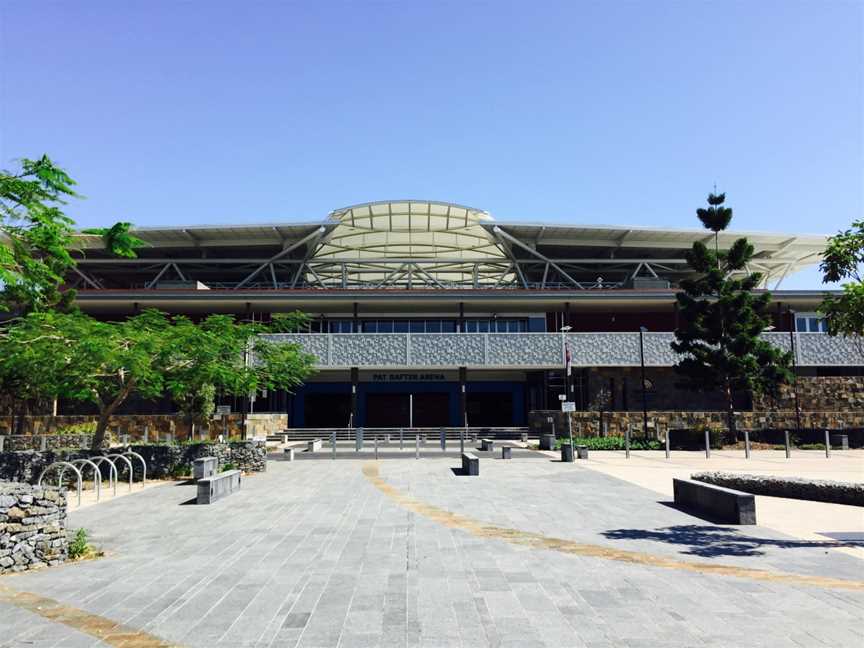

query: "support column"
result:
(459, 367), (467, 427)
(350, 367), (359, 427)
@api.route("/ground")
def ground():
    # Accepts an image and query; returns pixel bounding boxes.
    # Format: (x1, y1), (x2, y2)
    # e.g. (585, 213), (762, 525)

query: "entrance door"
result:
(467, 392), (513, 427)
(365, 392), (451, 427)
(304, 393), (351, 428)
(412, 393), (450, 427)
(365, 393), (410, 427)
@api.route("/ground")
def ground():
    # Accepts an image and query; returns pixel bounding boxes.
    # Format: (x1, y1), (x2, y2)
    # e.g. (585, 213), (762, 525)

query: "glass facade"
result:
(308, 318), (529, 333)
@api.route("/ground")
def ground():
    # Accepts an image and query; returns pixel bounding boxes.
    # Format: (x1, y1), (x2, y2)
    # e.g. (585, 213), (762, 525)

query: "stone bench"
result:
(461, 452), (479, 476)
(501, 446), (512, 460)
(307, 438), (322, 452)
(673, 478), (756, 524)
(197, 470), (242, 504)
(480, 439), (494, 451)
(193, 456), (217, 480)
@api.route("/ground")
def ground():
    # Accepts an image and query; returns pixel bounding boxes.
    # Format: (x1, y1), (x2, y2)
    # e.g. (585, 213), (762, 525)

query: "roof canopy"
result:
(70, 200), (826, 291)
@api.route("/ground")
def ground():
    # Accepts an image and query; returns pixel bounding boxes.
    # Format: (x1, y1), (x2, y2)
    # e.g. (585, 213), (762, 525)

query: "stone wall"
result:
(0, 482), (67, 574)
(692, 471), (864, 507)
(0, 440), (268, 485)
(0, 413), (288, 441)
(529, 409), (864, 444)
(753, 376), (864, 412)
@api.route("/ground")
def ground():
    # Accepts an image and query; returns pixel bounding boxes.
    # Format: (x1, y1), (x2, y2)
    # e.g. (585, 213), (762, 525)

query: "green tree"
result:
(0, 156), (78, 312)
(81, 222), (146, 259)
(1, 156), (145, 313)
(0, 309), (314, 448)
(163, 312), (312, 430)
(672, 192), (793, 437)
(819, 219), (864, 350)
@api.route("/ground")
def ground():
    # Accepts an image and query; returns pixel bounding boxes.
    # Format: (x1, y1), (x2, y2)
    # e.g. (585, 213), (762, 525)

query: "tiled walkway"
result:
(1, 456), (862, 647)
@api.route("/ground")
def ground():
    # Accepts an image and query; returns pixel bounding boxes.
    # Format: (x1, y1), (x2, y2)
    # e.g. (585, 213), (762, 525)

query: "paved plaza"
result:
(0, 452), (862, 647)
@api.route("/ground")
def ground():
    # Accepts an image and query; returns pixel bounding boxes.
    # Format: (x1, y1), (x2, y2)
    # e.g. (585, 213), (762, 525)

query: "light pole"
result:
(787, 311), (803, 437)
(561, 325), (574, 450)
(639, 326), (649, 439)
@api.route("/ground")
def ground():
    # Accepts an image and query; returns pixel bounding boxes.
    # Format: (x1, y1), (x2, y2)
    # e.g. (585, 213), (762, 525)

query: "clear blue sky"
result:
(1, 1), (861, 288)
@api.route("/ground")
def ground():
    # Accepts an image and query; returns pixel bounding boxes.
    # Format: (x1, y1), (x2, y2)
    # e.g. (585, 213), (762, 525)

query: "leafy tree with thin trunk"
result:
(0, 309), (315, 448)
(672, 192), (792, 438)
(819, 219), (864, 353)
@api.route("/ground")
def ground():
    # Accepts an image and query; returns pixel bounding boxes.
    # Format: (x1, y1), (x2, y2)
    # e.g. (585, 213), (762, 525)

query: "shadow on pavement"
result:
(601, 524), (863, 557)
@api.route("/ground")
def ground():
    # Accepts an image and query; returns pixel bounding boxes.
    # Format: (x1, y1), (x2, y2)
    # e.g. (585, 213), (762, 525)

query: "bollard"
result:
(399, 428), (404, 450)
(40, 435), (47, 451)
(332, 430), (336, 460)
(356, 427), (364, 452)
(143, 425), (149, 443)
(374, 435), (379, 460)
(784, 430), (791, 459)
(744, 430), (751, 459)
(0, 436), (4, 452)
(625, 426), (630, 459)
(825, 430), (831, 459)
(460, 427), (465, 454)
(282, 434), (288, 444)
(704, 429), (711, 459)
(122, 434), (129, 446)
(440, 427), (446, 452)
(415, 433), (419, 460)
(664, 429), (670, 459)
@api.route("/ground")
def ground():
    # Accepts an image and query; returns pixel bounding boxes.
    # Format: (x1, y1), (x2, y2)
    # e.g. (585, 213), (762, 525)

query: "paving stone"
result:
(0, 457), (860, 648)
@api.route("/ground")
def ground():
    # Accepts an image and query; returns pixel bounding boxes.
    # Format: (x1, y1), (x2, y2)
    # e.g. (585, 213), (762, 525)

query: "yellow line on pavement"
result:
(0, 584), (181, 648)
(362, 462), (864, 591)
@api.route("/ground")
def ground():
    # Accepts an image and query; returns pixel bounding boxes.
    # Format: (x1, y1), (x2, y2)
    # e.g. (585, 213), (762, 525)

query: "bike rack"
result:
(89, 455), (119, 497)
(65, 458), (102, 502)
(105, 453), (135, 492)
(122, 450), (147, 485)
(37, 461), (82, 507)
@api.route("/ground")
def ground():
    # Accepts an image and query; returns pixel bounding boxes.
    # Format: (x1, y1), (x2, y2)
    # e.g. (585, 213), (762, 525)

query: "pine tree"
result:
(672, 192), (793, 438)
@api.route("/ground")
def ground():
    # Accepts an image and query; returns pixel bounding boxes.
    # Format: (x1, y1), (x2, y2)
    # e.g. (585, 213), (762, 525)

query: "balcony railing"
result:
(264, 332), (864, 369)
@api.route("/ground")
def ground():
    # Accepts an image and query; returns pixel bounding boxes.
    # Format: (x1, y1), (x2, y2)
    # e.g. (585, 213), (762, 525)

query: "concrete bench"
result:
(673, 478), (756, 524)
(462, 452), (479, 476)
(283, 447), (295, 461)
(307, 438), (322, 452)
(197, 470), (242, 504)
(480, 439), (494, 451)
(193, 456), (217, 480)
(501, 446), (512, 460)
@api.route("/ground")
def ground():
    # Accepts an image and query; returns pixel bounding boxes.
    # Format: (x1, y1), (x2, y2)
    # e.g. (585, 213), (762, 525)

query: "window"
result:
(795, 313), (828, 333)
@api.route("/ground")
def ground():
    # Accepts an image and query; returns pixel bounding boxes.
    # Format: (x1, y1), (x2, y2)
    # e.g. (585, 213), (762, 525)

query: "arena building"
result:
(67, 200), (863, 430)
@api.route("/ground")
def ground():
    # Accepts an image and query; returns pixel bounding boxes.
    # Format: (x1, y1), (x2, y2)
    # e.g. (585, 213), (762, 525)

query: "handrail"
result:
(37, 461), (82, 507)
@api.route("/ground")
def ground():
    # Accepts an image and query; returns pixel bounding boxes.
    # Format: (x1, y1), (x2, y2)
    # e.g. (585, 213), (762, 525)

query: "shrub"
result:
(221, 461), (237, 471)
(554, 436), (663, 451)
(68, 528), (90, 560)
(55, 422), (97, 435)
(668, 427), (724, 450)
